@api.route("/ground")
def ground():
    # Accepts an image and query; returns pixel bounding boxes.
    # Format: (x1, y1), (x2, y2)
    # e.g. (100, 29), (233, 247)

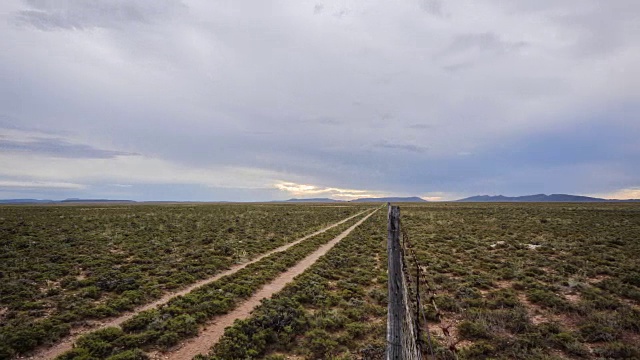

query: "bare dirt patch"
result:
(586, 274), (611, 284)
(517, 293), (581, 331)
(494, 280), (513, 289)
(517, 293), (552, 324)
(564, 293), (580, 304)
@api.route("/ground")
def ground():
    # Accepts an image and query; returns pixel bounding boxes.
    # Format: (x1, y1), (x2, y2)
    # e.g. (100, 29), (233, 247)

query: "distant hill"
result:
(284, 198), (344, 203)
(457, 194), (640, 202)
(0, 199), (56, 204)
(60, 198), (135, 203)
(352, 196), (427, 203)
(281, 196), (428, 203)
(0, 198), (136, 204)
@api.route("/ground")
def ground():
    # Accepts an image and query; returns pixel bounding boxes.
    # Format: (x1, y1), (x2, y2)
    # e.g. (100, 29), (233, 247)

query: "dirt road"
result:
(28, 209), (370, 360)
(162, 209), (378, 360)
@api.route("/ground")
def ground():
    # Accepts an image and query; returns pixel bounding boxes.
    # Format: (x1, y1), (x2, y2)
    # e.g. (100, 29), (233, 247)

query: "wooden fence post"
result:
(416, 260), (421, 350)
(387, 204), (402, 359)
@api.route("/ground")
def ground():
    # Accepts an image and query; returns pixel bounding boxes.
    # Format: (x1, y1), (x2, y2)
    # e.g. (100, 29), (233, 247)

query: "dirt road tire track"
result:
(27, 209), (371, 360)
(162, 208), (379, 360)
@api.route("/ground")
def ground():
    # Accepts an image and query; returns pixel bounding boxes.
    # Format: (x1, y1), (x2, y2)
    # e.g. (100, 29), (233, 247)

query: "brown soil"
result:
(517, 293), (580, 331)
(586, 274), (611, 284)
(494, 280), (513, 289)
(26, 209), (370, 360)
(161, 209), (378, 360)
(517, 293), (551, 324)
(564, 293), (580, 304)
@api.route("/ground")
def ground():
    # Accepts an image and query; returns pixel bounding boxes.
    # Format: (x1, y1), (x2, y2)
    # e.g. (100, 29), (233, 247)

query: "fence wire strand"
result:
(398, 218), (459, 360)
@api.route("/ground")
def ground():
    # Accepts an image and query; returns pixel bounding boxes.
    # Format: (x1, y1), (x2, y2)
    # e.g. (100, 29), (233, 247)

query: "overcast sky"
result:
(1, 0), (639, 201)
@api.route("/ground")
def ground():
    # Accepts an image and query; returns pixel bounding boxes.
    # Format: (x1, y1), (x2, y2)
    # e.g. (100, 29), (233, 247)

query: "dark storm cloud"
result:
(375, 111), (640, 197)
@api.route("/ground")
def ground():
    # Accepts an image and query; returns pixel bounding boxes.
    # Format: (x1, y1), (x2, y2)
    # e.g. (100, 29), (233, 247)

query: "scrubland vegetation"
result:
(2, 202), (639, 360)
(56, 212), (366, 359)
(202, 203), (640, 360)
(401, 203), (640, 359)
(0, 204), (364, 358)
(204, 210), (388, 360)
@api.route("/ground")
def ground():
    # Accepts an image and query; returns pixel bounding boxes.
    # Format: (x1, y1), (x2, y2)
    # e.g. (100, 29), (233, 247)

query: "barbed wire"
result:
(399, 218), (459, 360)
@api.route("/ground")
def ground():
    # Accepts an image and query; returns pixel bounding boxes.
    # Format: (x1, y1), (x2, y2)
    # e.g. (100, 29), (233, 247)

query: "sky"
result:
(1, 0), (639, 201)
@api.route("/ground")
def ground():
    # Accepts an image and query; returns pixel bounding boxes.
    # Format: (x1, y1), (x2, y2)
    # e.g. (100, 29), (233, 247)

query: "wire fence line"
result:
(387, 204), (458, 360)
(387, 204), (422, 360)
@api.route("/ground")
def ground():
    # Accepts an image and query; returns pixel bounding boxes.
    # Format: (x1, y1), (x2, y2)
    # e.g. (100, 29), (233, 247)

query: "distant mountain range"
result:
(2, 194), (639, 205)
(351, 196), (427, 203)
(284, 198), (343, 203)
(0, 199), (57, 204)
(284, 196), (427, 203)
(0, 198), (135, 204)
(457, 194), (640, 202)
(284, 194), (640, 203)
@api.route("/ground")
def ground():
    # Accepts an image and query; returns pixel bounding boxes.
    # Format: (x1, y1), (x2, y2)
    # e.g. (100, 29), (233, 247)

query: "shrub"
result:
(345, 322), (367, 339)
(461, 341), (495, 358)
(121, 309), (160, 333)
(579, 316), (621, 343)
(593, 342), (640, 359)
(165, 314), (198, 337)
(106, 349), (149, 360)
(157, 331), (180, 349)
(304, 329), (339, 359)
(80, 286), (101, 299)
(621, 274), (640, 287)
(56, 347), (93, 360)
(526, 289), (569, 311)
(458, 320), (491, 340)
(75, 327), (124, 358)
(435, 295), (459, 312)
(486, 289), (519, 309)
(546, 331), (588, 355)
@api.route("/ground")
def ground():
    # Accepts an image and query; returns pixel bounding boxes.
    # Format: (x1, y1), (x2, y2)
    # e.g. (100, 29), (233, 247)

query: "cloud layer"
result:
(1, 0), (639, 200)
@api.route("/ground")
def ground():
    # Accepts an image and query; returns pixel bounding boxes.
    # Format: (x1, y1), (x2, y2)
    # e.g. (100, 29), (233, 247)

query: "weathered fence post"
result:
(416, 261), (421, 349)
(387, 204), (402, 359)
